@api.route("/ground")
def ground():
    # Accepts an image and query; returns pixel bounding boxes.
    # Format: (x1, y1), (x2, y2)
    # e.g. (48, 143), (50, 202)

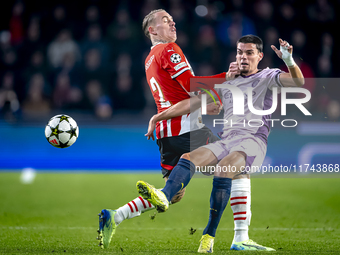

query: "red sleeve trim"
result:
(175, 71), (226, 92)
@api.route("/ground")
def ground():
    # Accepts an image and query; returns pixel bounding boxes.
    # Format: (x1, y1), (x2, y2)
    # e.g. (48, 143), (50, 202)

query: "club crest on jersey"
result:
(170, 53), (181, 63)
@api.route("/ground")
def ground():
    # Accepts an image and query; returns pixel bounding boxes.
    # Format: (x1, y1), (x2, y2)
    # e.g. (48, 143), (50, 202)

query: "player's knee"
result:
(180, 153), (190, 161)
(171, 188), (186, 204)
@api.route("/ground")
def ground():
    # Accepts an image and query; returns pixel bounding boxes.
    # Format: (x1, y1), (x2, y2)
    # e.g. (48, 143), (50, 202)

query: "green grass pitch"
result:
(0, 172), (339, 254)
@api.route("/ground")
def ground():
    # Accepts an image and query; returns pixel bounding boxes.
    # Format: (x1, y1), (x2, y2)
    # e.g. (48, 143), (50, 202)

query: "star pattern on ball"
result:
(59, 115), (69, 121)
(52, 127), (59, 135)
(170, 53), (181, 64)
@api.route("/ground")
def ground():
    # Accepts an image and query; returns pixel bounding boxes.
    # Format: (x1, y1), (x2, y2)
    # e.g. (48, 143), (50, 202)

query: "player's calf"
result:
(164, 176), (186, 204)
(170, 187), (186, 204)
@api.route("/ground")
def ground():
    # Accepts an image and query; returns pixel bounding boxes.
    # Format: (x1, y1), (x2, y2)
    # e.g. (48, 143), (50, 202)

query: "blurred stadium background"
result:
(0, 0), (339, 171)
(1, 1), (340, 254)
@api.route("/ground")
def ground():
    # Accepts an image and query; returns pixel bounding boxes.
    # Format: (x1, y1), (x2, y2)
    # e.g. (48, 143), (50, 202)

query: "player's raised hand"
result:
(226, 62), (240, 81)
(145, 115), (157, 141)
(207, 101), (223, 115)
(271, 38), (295, 67)
(271, 38), (293, 59)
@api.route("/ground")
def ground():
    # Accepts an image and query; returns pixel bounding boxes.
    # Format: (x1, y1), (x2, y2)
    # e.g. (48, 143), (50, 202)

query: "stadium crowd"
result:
(0, 0), (339, 122)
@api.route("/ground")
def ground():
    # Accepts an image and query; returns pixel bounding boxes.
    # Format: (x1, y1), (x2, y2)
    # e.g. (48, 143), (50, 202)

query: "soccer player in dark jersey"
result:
(97, 9), (226, 249)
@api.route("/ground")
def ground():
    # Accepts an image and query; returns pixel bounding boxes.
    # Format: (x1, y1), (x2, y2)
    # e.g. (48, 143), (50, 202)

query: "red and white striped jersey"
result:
(145, 42), (204, 139)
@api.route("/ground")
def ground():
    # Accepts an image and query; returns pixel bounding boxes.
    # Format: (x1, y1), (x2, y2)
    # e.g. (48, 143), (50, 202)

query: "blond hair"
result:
(142, 9), (165, 39)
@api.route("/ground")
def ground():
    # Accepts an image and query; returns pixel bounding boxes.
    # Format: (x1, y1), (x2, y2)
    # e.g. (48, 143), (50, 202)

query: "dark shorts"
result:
(157, 126), (220, 178)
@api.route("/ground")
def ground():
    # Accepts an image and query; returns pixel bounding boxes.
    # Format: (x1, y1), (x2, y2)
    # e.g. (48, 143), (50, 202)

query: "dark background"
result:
(0, 0), (339, 170)
(0, 0), (339, 124)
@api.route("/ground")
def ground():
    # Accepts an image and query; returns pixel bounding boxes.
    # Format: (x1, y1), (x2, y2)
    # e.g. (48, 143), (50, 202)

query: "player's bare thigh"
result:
(181, 147), (219, 167)
(182, 147), (248, 180)
(215, 151), (247, 179)
(233, 173), (250, 180)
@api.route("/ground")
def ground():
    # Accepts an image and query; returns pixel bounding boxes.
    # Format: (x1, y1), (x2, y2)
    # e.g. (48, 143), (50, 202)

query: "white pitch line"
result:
(0, 226), (336, 231)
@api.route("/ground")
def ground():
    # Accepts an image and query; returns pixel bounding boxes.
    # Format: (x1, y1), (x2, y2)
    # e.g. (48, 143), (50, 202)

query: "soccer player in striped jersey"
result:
(97, 9), (226, 249)
(138, 35), (305, 252)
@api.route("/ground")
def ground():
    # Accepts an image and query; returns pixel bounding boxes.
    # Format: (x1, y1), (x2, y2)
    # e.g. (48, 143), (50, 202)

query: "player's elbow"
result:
(292, 77), (305, 87)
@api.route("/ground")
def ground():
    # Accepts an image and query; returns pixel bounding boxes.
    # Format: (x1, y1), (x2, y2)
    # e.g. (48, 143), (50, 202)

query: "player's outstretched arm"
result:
(145, 96), (200, 140)
(145, 95), (222, 140)
(271, 38), (305, 87)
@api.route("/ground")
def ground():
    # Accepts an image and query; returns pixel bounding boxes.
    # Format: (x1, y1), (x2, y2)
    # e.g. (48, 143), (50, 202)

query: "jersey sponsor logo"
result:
(145, 55), (154, 70)
(173, 61), (187, 71)
(167, 47), (175, 52)
(170, 53), (181, 63)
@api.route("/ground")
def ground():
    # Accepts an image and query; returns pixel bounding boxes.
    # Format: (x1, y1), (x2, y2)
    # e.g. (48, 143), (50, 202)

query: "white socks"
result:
(230, 178), (251, 243)
(114, 196), (154, 225)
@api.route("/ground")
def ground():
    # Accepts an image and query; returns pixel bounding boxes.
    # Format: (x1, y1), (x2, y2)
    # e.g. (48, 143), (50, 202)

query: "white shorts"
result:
(201, 130), (267, 174)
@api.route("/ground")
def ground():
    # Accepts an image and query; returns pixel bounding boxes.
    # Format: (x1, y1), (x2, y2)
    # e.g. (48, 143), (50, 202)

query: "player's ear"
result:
(148, 26), (156, 36)
(258, 52), (264, 62)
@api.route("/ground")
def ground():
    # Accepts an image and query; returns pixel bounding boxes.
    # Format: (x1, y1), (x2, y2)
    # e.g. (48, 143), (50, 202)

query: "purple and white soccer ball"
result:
(45, 114), (79, 148)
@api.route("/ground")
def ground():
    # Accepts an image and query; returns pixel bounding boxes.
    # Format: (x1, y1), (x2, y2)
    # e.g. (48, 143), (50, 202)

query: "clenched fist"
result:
(226, 62), (240, 81)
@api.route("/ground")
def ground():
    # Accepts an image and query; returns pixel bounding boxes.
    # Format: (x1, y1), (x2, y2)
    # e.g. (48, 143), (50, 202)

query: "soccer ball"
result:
(45, 114), (79, 148)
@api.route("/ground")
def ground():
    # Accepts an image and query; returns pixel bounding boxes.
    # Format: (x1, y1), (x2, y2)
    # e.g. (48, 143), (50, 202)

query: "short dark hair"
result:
(237, 35), (263, 53)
